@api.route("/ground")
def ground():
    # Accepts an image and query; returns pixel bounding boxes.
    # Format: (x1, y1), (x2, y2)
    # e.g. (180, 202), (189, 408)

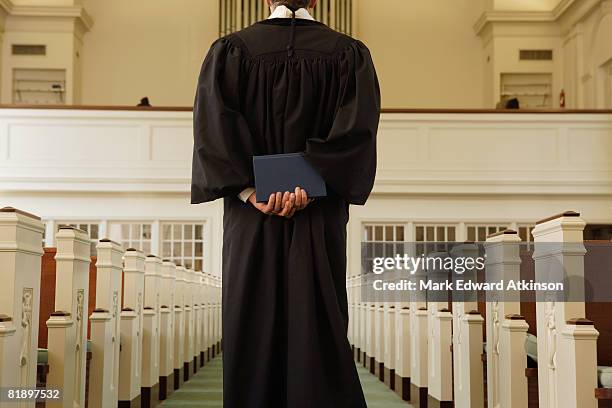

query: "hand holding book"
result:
(248, 187), (313, 218)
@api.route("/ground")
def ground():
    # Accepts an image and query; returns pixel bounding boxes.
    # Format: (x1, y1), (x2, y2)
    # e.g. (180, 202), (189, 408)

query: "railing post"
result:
(485, 230), (522, 408)
(0, 207), (44, 404)
(142, 255), (162, 407)
(159, 260), (176, 399)
(532, 211), (597, 408)
(451, 243), (483, 407)
(47, 226), (90, 408)
(119, 248), (145, 407)
(500, 314), (529, 408)
(89, 239), (123, 408)
(173, 265), (186, 388)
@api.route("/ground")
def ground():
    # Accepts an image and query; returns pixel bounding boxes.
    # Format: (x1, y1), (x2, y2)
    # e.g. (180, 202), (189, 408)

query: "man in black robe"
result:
(191, 0), (380, 406)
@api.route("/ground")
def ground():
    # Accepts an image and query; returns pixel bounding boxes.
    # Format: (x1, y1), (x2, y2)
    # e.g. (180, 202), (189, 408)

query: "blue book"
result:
(253, 153), (327, 203)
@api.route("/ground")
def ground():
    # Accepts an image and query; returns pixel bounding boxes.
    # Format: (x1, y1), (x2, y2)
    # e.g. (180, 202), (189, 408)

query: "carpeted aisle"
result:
(160, 354), (412, 407)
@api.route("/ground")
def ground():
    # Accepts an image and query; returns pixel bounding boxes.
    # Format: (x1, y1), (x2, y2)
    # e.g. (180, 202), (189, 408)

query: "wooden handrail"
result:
(0, 104), (611, 114)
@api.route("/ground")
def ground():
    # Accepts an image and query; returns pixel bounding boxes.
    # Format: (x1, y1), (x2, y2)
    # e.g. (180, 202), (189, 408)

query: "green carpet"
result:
(160, 354), (412, 407)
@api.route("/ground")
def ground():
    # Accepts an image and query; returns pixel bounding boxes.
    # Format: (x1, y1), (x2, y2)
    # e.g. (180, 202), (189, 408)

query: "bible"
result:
(253, 153), (327, 203)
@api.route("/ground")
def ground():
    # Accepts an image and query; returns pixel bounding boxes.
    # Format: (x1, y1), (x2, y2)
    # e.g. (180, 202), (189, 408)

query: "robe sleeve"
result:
(191, 38), (255, 204)
(304, 40), (381, 206)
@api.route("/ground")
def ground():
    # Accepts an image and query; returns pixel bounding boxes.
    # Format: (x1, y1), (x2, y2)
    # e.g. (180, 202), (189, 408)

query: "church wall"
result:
(77, 0), (488, 108)
(353, 0), (486, 109)
(80, 0), (219, 107)
(560, 0), (612, 108)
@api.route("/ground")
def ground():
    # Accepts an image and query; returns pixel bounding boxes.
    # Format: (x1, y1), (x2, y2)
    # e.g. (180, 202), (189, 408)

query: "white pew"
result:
(142, 255), (162, 406)
(159, 260), (176, 398)
(374, 304), (385, 380)
(119, 248), (145, 407)
(485, 230), (522, 408)
(394, 304), (411, 401)
(451, 243), (484, 408)
(532, 212), (599, 408)
(0, 207), (44, 407)
(173, 265), (186, 387)
(383, 304), (396, 389)
(182, 269), (195, 379)
(89, 239), (123, 408)
(193, 271), (202, 369)
(46, 226), (91, 408)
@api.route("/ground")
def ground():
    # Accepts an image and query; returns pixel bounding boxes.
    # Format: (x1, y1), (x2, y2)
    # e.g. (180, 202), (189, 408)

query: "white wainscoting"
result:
(1, 108), (611, 195)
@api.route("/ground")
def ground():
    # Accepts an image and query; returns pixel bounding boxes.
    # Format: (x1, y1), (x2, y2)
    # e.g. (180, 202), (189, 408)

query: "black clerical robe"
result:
(191, 17), (380, 408)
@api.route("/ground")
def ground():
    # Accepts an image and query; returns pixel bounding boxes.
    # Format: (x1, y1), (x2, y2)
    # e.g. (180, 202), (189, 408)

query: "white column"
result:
(532, 211), (596, 408)
(89, 239), (123, 408)
(159, 260), (176, 395)
(119, 248), (145, 405)
(47, 226), (90, 408)
(142, 255), (162, 393)
(0, 207), (44, 405)
(499, 314), (529, 408)
(485, 229), (522, 408)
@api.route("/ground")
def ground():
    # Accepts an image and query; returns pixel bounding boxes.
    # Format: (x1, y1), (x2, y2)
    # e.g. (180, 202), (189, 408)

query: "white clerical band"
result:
(239, 188), (256, 203)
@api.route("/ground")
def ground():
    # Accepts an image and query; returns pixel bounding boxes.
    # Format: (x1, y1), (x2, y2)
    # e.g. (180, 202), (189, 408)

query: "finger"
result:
(273, 192), (283, 213)
(265, 194), (276, 214)
(294, 187), (303, 208)
(300, 189), (308, 209)
(280, 193), (295, 217)
(282, 191), (290, 207)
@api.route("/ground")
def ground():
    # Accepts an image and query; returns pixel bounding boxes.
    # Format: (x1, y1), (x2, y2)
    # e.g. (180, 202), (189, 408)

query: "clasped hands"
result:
(248, 187), (312, 218)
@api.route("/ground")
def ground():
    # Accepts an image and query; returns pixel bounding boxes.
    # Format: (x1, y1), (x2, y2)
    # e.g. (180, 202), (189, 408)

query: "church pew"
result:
(142, 255), (163, 408)
(1, 207), (221, 408)
(173, 265), (187, 389)
(89, 239), (123, 408)
(46, 226), (91, 408)
(484, 230), (526, 408)
(351, 211), (612, 408)
(159, 260), (177, 399)
(0, 207), (45, 407)
(427, 252), (453, 408)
